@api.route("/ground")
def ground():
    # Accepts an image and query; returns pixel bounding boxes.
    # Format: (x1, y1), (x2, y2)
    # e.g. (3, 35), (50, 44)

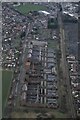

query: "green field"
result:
(15, 3), (47, 15)
(2, 70), (13, 112)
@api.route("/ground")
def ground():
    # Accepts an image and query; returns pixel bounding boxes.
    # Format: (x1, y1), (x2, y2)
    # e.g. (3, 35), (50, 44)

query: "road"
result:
(13, 22), (31, 108)
(9, 16), (47, 110)
(58, 10), (76, 118)
(4, 22), (30, 117)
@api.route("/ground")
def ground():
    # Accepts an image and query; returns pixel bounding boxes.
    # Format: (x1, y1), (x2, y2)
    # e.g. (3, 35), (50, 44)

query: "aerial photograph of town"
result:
(1, 1), (80, 119)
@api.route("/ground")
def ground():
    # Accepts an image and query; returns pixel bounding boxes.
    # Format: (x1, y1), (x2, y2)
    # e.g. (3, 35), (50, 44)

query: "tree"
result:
(20, 31), (26, 39)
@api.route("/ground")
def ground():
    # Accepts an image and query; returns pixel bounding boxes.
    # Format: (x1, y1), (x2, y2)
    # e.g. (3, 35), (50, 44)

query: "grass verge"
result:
(2, 69), (13, 113)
